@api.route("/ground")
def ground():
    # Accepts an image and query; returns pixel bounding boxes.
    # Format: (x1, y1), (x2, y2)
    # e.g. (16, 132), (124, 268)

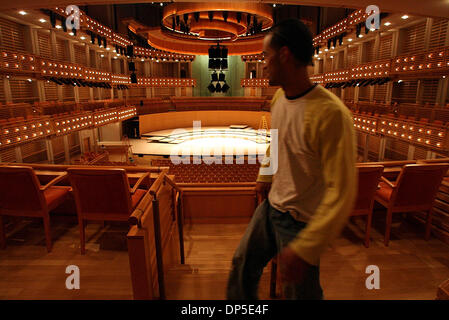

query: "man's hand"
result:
(256, 181), (271, 203)
(279, 246), (311, 284)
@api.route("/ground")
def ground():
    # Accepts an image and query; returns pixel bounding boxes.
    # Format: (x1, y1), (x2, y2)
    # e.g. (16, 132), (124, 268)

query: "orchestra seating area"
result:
(151, 159), (260, 183)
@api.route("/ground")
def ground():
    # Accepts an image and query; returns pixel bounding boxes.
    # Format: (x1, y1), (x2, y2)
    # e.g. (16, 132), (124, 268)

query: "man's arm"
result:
(256, 144), (272, 202)
(256, 88), (284, 201)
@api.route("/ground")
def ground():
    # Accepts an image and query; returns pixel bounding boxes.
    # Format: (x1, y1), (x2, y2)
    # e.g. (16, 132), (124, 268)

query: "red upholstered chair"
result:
(0, 166), (70, 252)
(374, 163), (449, 246)
(352, 165), (384, 247)
(67, 168), (149, 254)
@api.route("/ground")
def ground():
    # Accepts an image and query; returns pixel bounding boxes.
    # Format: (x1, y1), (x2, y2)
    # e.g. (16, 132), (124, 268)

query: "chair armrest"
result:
(39, 172), (68, 191)
(130, 172), (150, 194)
(380, 176), (396, 189)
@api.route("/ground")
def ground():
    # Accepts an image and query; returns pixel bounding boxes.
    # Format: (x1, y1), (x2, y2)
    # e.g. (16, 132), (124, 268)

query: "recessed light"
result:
(401, 15), (409, 19)
(106, 47), (110, 50)
(18, 11), (27, 15)
(80, 36), (86, 40)
(348, 38), (353, 42)
(69, 32), (74, 36)
(56, 25), (62, 29)
(358, 34), (363, 38)
(384, 22), (392, 26)
(39, 19), (46, 23)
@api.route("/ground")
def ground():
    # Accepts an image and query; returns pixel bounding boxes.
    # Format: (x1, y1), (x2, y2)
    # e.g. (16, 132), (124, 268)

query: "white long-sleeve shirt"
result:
(258, 85), (357, 265)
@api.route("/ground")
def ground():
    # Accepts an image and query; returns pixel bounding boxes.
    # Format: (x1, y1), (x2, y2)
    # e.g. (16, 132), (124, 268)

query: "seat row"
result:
(151, 159), (260, 183)
(353, 163), (449, 247)
(0, 166), (152, 254)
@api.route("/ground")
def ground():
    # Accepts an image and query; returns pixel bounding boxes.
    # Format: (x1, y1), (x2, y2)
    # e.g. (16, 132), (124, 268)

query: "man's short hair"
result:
(269, 19), (314, 66)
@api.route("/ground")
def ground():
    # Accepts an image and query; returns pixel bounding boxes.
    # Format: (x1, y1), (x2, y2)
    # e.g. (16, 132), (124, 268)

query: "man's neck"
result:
(281, 68), (314, 98)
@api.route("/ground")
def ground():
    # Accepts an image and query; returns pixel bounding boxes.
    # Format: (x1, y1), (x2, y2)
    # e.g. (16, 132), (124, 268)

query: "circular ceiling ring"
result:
(188, 19), (246, 41)
(162, 12), (251, 36)
(162, 2), (273, 40)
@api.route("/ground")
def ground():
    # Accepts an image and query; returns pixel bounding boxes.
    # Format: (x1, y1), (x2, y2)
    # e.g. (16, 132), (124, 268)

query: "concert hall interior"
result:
(1, 0), (449, 300)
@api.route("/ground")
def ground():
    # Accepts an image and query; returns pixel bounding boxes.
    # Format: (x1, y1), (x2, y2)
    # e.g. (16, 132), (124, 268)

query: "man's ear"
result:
(278, 46), (290, 64)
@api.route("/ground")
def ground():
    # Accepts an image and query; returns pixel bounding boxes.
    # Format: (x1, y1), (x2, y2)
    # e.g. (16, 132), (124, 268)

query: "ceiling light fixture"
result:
(402, 15), (409, 19)
(384, 22), (392, 26)
(39, 19), (46, 23)
(19, 11), (27, 15)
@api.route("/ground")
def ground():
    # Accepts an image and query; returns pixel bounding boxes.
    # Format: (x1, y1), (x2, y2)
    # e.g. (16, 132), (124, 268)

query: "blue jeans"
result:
(226, 199), (323, 300)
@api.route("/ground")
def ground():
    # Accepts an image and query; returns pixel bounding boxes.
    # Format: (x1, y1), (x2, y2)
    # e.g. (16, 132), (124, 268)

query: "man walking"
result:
(227, 19), (357, 300)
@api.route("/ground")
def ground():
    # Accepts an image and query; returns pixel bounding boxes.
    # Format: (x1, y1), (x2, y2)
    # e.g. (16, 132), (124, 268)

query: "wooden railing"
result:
(0, 105), (136, 150)
(0, 48), (196, 89)
(170, 96), (267, 112)
(244, 46), (449, 88)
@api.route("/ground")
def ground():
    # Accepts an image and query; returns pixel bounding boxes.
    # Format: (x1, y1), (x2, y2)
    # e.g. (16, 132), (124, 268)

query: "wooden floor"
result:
(1, 211), (449, 300)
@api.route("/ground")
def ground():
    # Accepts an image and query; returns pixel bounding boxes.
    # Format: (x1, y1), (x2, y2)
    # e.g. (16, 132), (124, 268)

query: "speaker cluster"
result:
(208, 44), (229, 93)
(208, 44), (228, 70)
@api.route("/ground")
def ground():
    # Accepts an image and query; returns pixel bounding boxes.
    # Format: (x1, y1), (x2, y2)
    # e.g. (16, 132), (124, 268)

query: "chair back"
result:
(0, 166), (45, 213)
(393, 164), (449, 207)
(354, 165), (384, 213)
(68, 168), (133, 216)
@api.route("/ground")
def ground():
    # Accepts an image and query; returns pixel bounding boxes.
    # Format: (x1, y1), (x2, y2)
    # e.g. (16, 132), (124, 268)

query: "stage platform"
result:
(131, 126), (270, 157)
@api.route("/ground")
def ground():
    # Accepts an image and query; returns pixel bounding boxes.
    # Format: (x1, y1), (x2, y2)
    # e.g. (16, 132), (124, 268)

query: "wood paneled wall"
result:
(139, 110), (271, 134)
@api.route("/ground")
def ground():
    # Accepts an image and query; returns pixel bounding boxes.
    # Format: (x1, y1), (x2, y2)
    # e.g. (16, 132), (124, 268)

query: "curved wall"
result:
(139, 110), (271, 134)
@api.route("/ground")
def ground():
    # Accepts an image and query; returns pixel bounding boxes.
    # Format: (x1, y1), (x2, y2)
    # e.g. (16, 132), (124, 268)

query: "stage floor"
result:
(131, 126), (270, 157)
